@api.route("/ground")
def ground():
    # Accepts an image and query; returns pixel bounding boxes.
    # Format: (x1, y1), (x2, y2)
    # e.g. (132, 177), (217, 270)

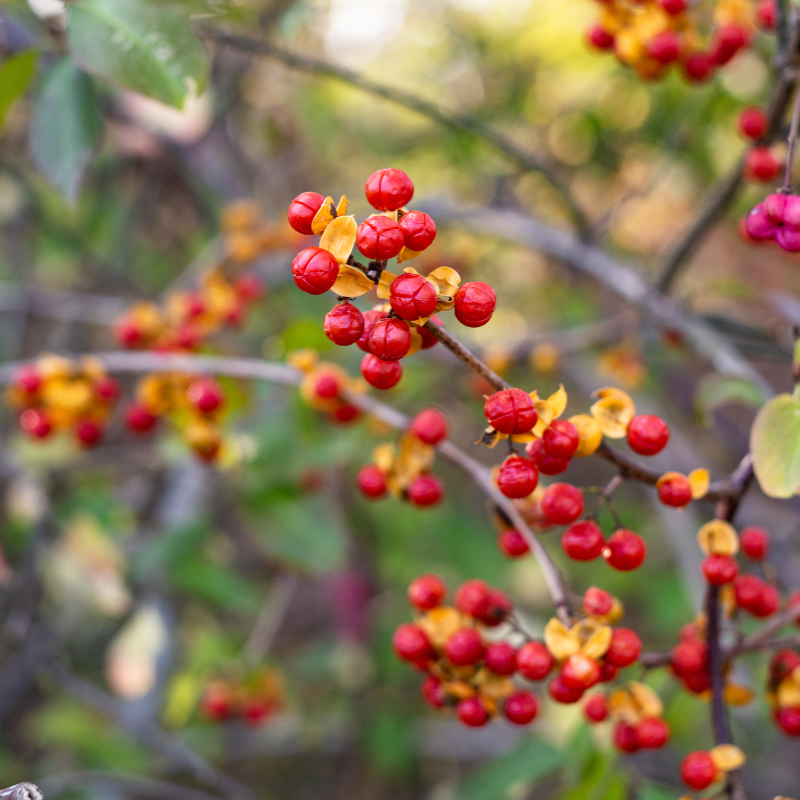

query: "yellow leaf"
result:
(330, 265), (374, 298)
(710, 744), (746, 773)
(569, 414), (603, 457)
(580, 624), (612, 659)
(544, 618), (581, 661)
(689, 468), (710, 499)
(724, 684), (754, 706)
(320, 215), (358, 266)
(376, 270), (398, 300)
(336, 195), (350, 217)
(311, 196), (335, 235)
(398, 246), (421, 262)
(427, 266), (461, 298)
(697, 520), (739, 556)
(590, 389), (636, 439)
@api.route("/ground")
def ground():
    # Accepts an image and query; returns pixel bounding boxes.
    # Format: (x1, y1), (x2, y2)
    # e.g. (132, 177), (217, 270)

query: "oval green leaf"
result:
(751, 392), (800, 498)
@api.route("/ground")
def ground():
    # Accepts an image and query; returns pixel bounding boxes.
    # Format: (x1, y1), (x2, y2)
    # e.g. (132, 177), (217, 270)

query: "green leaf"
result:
(66, 0), (209, 108)
(30, 58), (102, 202)
(695, 374), (765, 425)
(0, 50), (38, 129)
(751, 392), (800, 498)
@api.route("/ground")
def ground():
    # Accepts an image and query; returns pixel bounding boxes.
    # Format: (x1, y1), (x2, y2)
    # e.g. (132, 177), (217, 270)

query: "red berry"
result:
(455, 579), (491, 618)
(583, 693), (608, 722)
(15, 365), (41, 394)
(484, 388), (537, 435)
(201, 687), (232, 721)
(183, 294), (205, 319)
(187, 378), (225, 413)
(234, 273), (263, 302)
(94, 376), (120, 403)
(583, 587), (613, 617)
(288, 192), (325, 235)
(410, 408), (448, 445)
(683, 670), (712, 694)
(20, 408), (52, 439)
(74, 419), (104, 448)
(457, 697), (489, 727)
(710, 24), (750, 66)
(175, 324), (201, 350)
(613, 720), (641, 753)
(504, 691), (538, 725)
(312, 372), (341, 400)
(418, 315), (442, 349)
(657, 474), (692, 507)
(361, 354), (403, 390)
(740, 526), (769, 560)
(356, 216), (405, 261)
(125, 403), (158, 434)
(365, 168), (414, 212)
(548, 675), (584, 704)
(407, 475), (443, 507)
(356, 465), (387, 498)
(766, 192), (800, 225)
(324, 303), (364, 346)
(733, 574), (764, 613)
(599, 662), (618, 682)
(454, 281), (496, 328)
(393, 623), (434, 663)
(542, 420), (579, 459)
(660, 0), (686, 13)
(398, 210), (436, 251)
(389, 273), (437, 320)
(562, 520), (605, 561)
(680, 751), (717, 790)
(527, 438), (569, 476)
(771, 649), (800, 682)
(586, 23), (614, 49)
(445, 628), (484, 666)
(701, 554), (739, 585)
(745, 203), (778, 240)
(408, 574), (446, 610)
(672, 640), (708, 676)
(605, 628), (641, 667)
(243, 698), (273, 726)
(114, 318), (144, 348)
(776, 707), (800, 736)
(756, 0), (777, 28)
(422, 675), (445, 708)
(291, 247), (339, 295)
(542, 483), (584, 525)
(479, 588), (512, 627)
(745, 147), (781, 182)
(637, 717), (670, 749)
(682, 52), (714, 82)
(516, 642), (554, 681)
(603, 529), (647, 571)
(497, 455), (538, 499)
(485, 641), (518, 675)
(647, 30), (680, 64)
(498, 528), (530, 558)
(368, 318), (411, 361)
(738, 107), (769, 140)
(753, 583), (780, 618)
(627, 415), (670, 456)
(357, 309), (388, 352)
(561, 654), (601, 690)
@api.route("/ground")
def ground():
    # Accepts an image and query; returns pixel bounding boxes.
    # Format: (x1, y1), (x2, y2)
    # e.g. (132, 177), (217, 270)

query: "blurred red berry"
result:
(187, 378), (225, 413)
(457, 697), (489, 727)
(637, 717), (670, 749)
(657, 474), (692, 507)
(408, 475), (444, 507)
(740, 526), (769, 560)
(603, 529), (647, 571)
(586, 23), (614, 49)
(745, 147), (782, 182)
(562, 520), (605, 561)
(408, 574), (446, 610)
(613, 720), (641, 753)
(647, 30), (680, 63)
(20, 408), (52, 439)
(125, 403), (157, 434)
(756, 0), (777, 28)
(776, 706), (800, 736)
(583, 586), (613, 617)
(627, 415), (669, 456)
(605, 628), (641, 667)
(410, 408), (448, 445)
(542, 483), (584, 525)
(583, 693), (608, 722)
(485, 641), (518, 675)
(701, 554), (739, 585)
(682, 51), (714, 82)
(548, 675), (584, 704)
(561, 654), (601, 690)
(498, 528), (530, 558)
(356, 465), (387, 499)
(738, 107), (769, 140)
(672, 640), (708, 676)
(15, 365), (41, 395)
(680, 751), (717, 790)
(527, 438), (570, 475)
(422, 675), (445, 708)
(445, 628), (484, 666)
(75, 419), (104, 448)
(516, 642), (554, 681)
(392, 623), (433, 662)
(504, 691), (538, 725)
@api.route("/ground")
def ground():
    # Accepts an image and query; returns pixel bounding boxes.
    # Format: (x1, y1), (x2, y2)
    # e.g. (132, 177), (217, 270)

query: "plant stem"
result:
(786, 87), (800, 190)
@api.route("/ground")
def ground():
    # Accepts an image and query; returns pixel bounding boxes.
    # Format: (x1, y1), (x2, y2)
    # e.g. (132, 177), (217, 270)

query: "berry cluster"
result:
(679, 745), (746, 790)
(221, 199), (300, 265)
(287, 169), (496, 391)
(744, 192), (800, 253)
(768, 648), (800, 736)
(200, 667), (284, 726)
(290, 349), (365, 425)
(8, 356), (120, 447)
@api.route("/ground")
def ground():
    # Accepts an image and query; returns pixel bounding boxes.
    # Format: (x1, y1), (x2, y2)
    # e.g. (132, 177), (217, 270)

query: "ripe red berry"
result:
(479, 588), (512, 626)
(392, 623), (433, 662)
(647, 30), (680, 64)
(710, 24), (749, 66)
(202, 686), (232, 721)
(672, 640), (708, 676)
(457, 697), (489, 727)
(356, 465), (387, 498)
(408, 574), (446, 610)
(20, 408), (52, 439)
(599, 661), (618, 682)
(485, 641), (518, 675)
(125, 403), (158, 434)
(356, 216), (405, 261)
(542, 483), (584, 525)
(484, 388), (537, 435)
(356, 309), (388, 352)
(408, 474), (444, 507)
(389, 273), (438, 320)
(445, 628), (484, 666)
(583, 587), (613, 617)
(683, 670), (712, 694)
(454, 281), (496, 328)
(657, 474), (692, 507)
(753, 583), (780, 618)
(114, 318), (145, 348)
(15, 365), (41, 394)
(516, 642), (554, 681)
(701, 554), (739, 585)
(562, 520), (605, 561)
(410, 408), (448, 445)
(561, 654), (601, 690)
(548, 675), (584, 704)
(418, 315), (442, 349)
(776, 707), (800, 736)
(365, 168), (414, 212)
(175, 324), (201, 350)
(234, 273), (263, 303)
(497, 455), (538, 499)
(660, 0), (686, 13)
(422, 675), (445, 708)
(288, 192), (325, 235)
(498, 528), (530, 558)
(613, 720), (641, 753)
(603, 529), (647, 571)
(74, 419), (104, 448)
(583, 693), (608, 722)
(331, 405), (359, 424)
(398, 210), (436, 251)
(187, 378), (225, 413)
(682, 51), (714, 82)
(504, 691), (538, 725)
(740, 526), (769, 560)
(637, 717), (670, 749)
(291, 247), (339, 295)
(733, 574), (764, 613)
(312, 372), (341, 400)
(324, 303), (364, 346)
(756, 0), (777, 28)
(771, 649), (800, 682)
(745, 147), (782, 182)
(627, 415), (670, 456)
(361, 353), (403, 390)
(527, 438), (569, 476)
(605, 628), (641, 667)
(738, 107), (769, 140)
(455, 579), (491, 617)
(542, 420), (579, 459)
(243, 698), (273, 726)
(586, 23), (614, 49)
(94, 376), (120, 403)
(680, 751), (717, 790)
(368, 318), (411, 361)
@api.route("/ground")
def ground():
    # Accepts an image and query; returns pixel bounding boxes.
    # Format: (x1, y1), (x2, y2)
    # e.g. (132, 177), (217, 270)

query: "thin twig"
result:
(784, 86), (800, 190)
(0, 786), (42, 800)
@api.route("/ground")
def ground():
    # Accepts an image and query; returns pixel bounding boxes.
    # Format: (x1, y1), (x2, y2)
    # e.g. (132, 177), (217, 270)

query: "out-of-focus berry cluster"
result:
(200, 667), (284, 727)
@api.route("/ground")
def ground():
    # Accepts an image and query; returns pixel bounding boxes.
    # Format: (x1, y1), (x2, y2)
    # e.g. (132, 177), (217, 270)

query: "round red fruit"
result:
(498, 529), (530, 558)
(548, 675), (584, 704)
(701, 554), (739, 585)
(410, 408), (448, 445)
(333, 403), (360, 424)
(114, 318), (144, 348)
(516, 642), (554, 681)
(660, 0), (686, 13)
(187, 378), (225, 413)
(389, 273), (437, 320)
(753, 583), (780, 618)
(361, 354), (402, 390)
(613, 720), (641, 753)
(497, 455), (538, 499)
(771, 649), (800, 682)
(408, 574), (446, 610)
(455, 579), (491, 618)
(627, 415), (669, 456)
(95, 376), (120, 402)
(637, 717), (670, 749)
(603, 529), (647, 571)
(368, 318), (411, 361)
(356, 465), (387, 498)
(586, 24), (614, 49)
(542, 483), (584, 526)
(745, 147), (781, 182)
(657, 474), (692, 507)
(740, 526), (769, 560)
(680, 751), (717, 790)
(20, 408), (52, 439)
(647, 30), (680, 64)
(479, 588), (512, 626)
(234, 273), (263, 302)
(407, 475), (443, 507)
(561, 654), (601, 690)
(15, 366), (41, 394)
(75, 419), (104, 448)
(776, 706), (800, 736)
(422, 675), (444, 708)
(599, 662), (618, 683)
(356, 216), (405, 261)
(527, 439), (569, 476)
(457, 697), (489, 727)
(398, 210), (436, 251)
(542, 419), (579, 459)
(672, 640), (708, 676)
(445, 628), (484, 666)
(288, 192), (325, 235)
(504, 691), (538, 725)
(710, 24), (749, 66)
(562, 520), (605, 561)
(583, 694), (608, 722)
(291, 247), (339, 295)
(484, 388), (537, 435)
(312, 372), (341, 400)
(733, 574), (763, 613)
(125, 403), (157, 434)
(583, 587), (613, 617)
(324, 303), (364, 346)
(357, 309), (388, 352)
(605, 628), (641, 667)
(392, 623), (433, 662)
(756, 0), (776, 28)
(454, 281), (496, 328)
(738, 107), (769, 140)
(365, 168), (414, 212)
(485, 641), (518, 675)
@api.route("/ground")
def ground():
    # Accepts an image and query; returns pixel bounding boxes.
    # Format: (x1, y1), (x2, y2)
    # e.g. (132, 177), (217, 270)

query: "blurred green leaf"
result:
(169, 558), (261, 611)
(751, 392), (800, 498)
(695, 374), (765, 425)
(30, 58), (102, 202)
(67, 0), (209, 107)
(0, 50), (38, 129)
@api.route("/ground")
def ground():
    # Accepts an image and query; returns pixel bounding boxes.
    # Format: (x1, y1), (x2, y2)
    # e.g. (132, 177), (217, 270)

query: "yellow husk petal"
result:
(427, 266), (461, 297)
(697, 520), (739, 557)
(544, 618), (581, 661)
(287, 349), (318, 373)
(320, 215), (358, 266)
(407, 328), (424, 358)
(336, 195), (349, 217)
(629, 681), (664, 719)
(710, 744), (746, 773)
(777, 673), (800, 707)
(417, 606), (465, 649)
(311, 196), (335, 235)
(475, 668), (514, 701)
(580, 624), (612, 660)
(724, 684), (754, 706)
(398, 247), (421, 263)
(569, 414), (603, 457)
(373, 443), (395, 474)
(330, 265), (373, 298)
(689, 468), (710, 499)
(376, 271), (398, 300)
(547, 385), (568, 418)
(590, 391), (636, 439)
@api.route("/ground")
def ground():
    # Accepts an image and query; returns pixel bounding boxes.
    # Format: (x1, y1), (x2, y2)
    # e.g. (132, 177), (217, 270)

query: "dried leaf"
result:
(320, 215), (358, 266)
(311, 196), (335, 235)
(629, 681), (664, 719)
(330, 264), (373, 298)
(697, 520), (739, 556)
(373, 443), (395, 473)
(710, 744), (746, 773)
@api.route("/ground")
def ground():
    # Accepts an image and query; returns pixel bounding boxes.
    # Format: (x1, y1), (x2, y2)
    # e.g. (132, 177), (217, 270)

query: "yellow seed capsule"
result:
(697, 520), (739, 557)
(568, 414), (603, 457)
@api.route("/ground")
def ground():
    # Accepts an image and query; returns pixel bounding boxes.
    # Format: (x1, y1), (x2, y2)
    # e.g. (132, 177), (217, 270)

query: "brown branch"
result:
(0, 786), (42, 800)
